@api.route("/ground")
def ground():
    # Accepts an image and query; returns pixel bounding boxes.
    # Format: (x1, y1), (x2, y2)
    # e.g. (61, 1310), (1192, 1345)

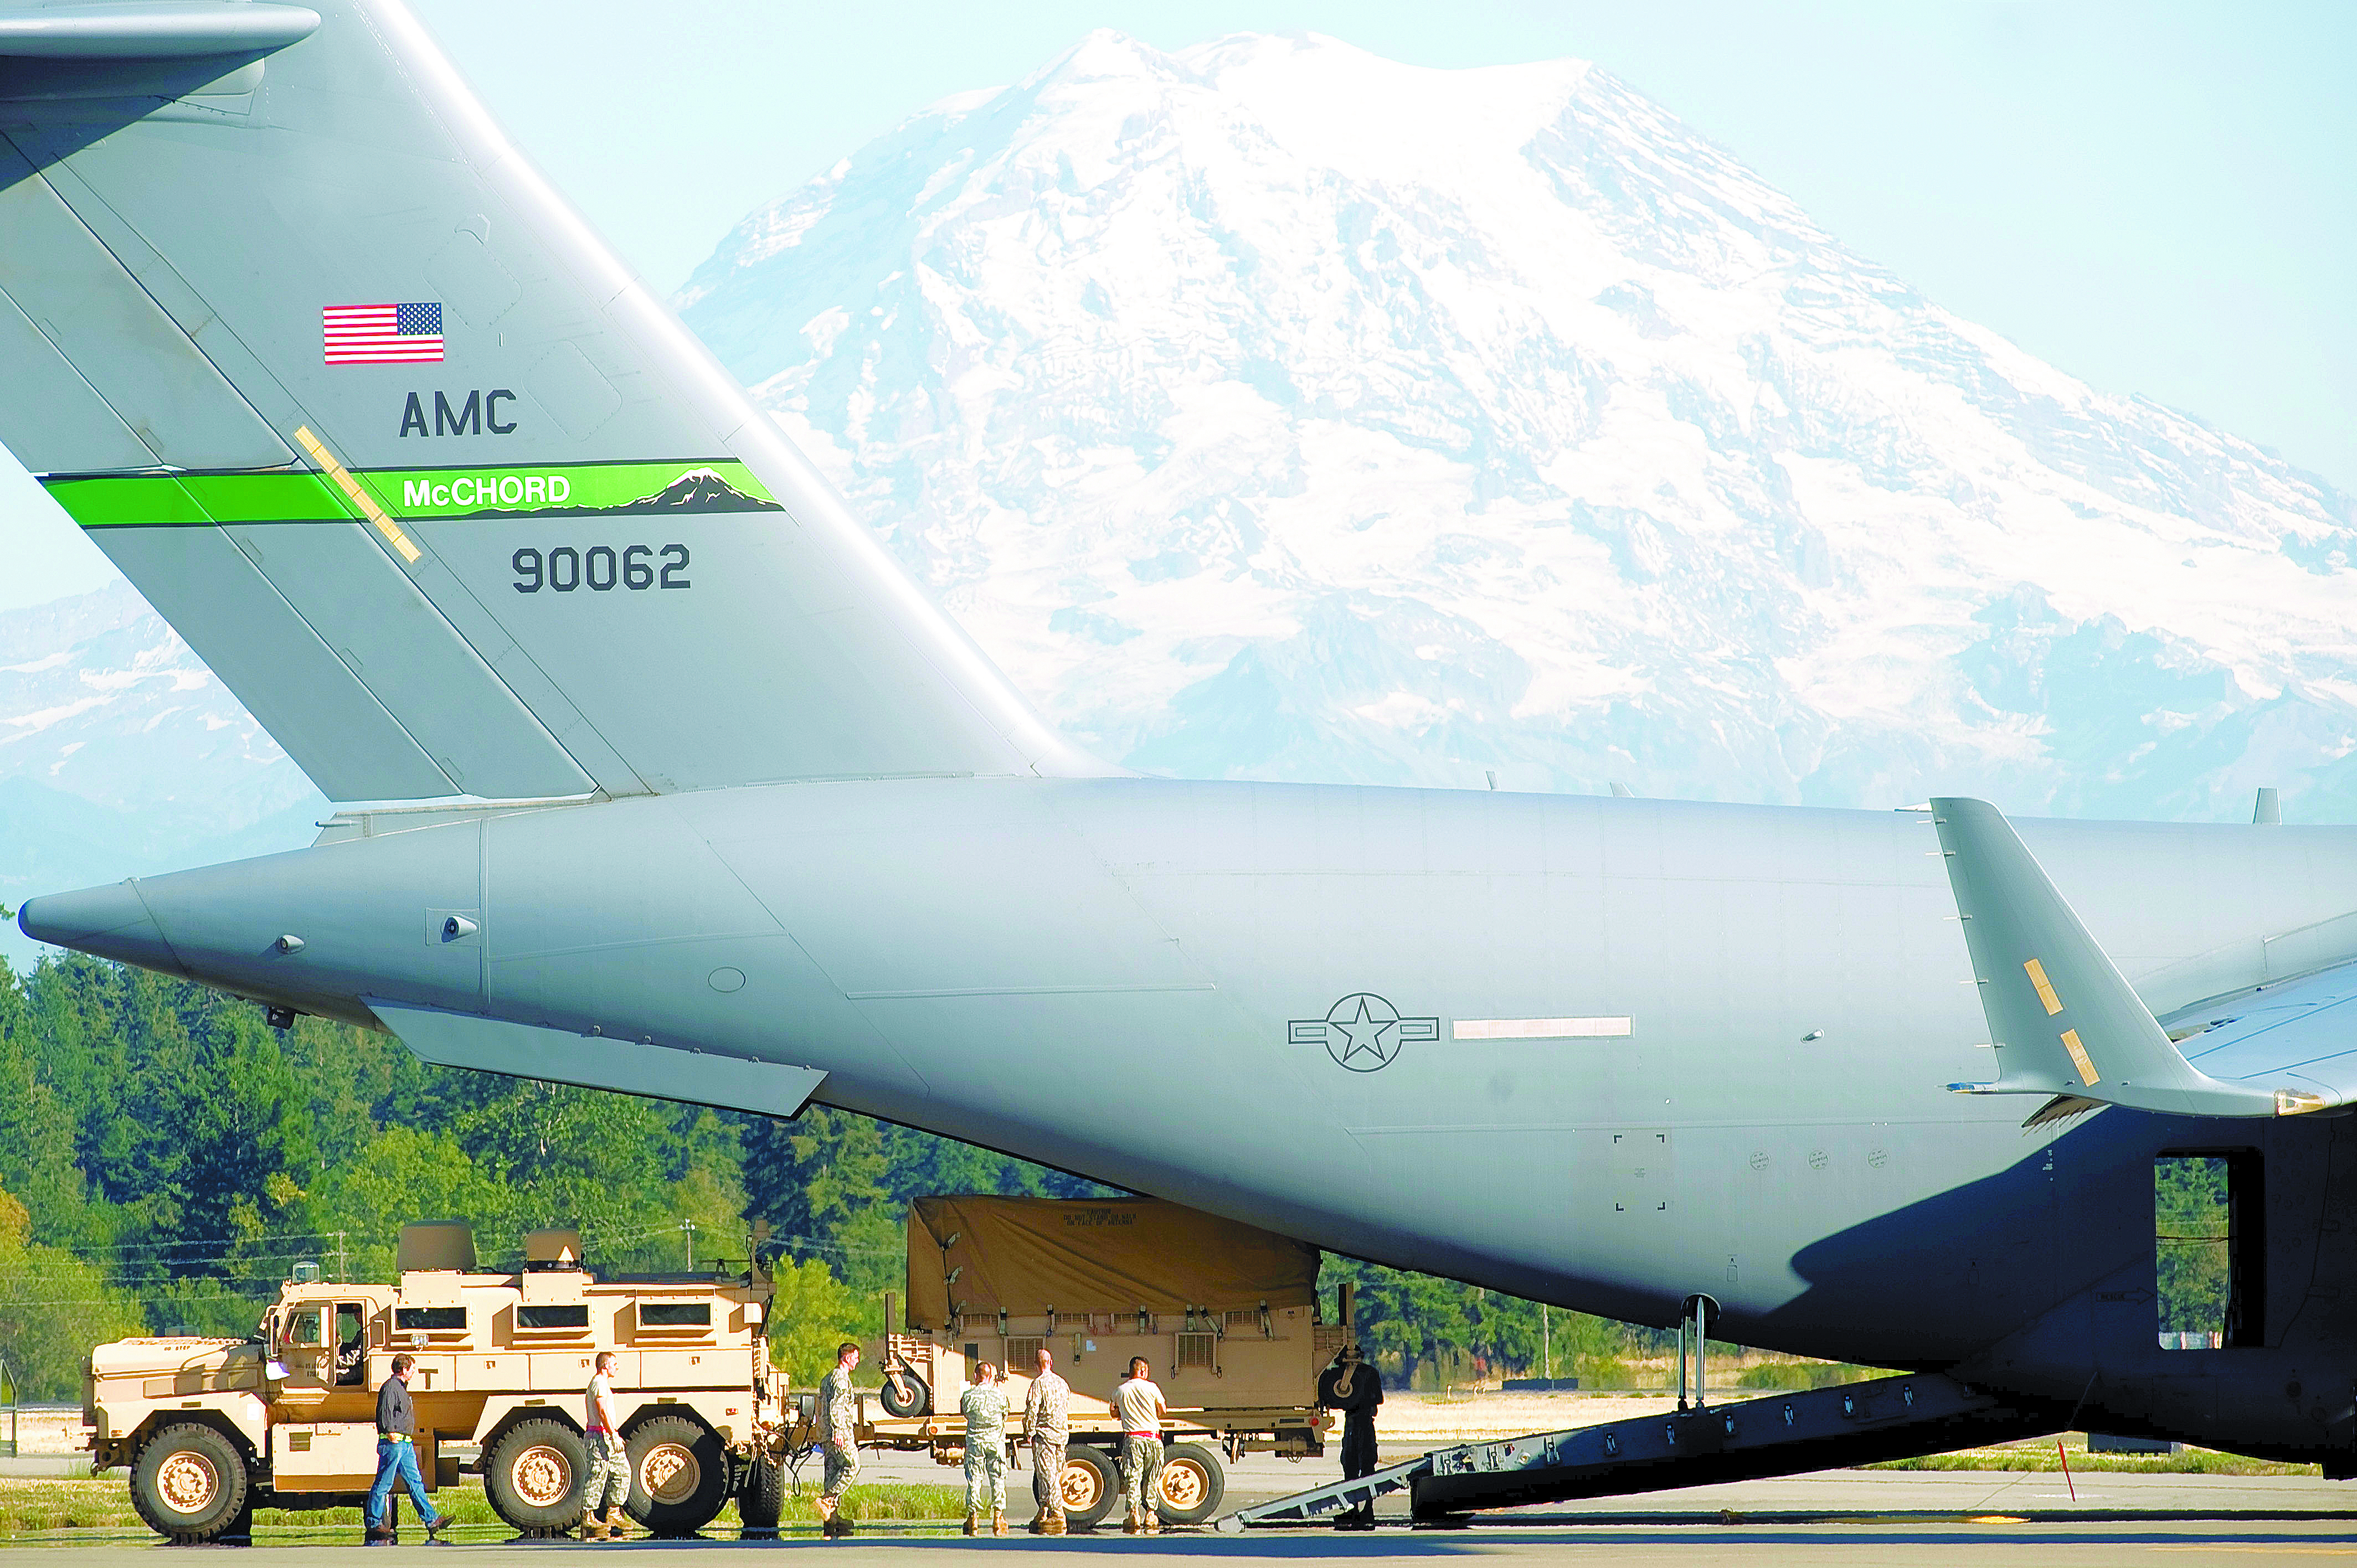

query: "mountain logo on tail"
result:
(608, 467), (783, 515)
(383, 463), (784, 519)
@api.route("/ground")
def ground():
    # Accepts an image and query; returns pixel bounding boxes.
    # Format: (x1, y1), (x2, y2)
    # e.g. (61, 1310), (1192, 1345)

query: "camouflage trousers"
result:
(822, 1441), (861, 1499)
(583, 1431), (629, 1516)
(1030, 1435), (1067, 1514)
(1120, 1434), (1163, 1515)
(963, 1436), (1006, 1514)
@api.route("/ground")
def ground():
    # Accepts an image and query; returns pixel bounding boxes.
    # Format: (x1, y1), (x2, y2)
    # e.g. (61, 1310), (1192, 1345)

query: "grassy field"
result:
(0, 1478), (970, 1543)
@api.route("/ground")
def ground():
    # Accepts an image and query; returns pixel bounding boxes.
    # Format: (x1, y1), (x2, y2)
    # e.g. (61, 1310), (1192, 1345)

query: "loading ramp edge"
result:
(1216, 1371), (2060, 1530)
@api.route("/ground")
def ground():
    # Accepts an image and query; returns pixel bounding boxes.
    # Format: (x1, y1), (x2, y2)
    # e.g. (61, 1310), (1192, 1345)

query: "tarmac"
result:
(4, 1457), (2357, 1562)
(9, 1414), (2357, 1561)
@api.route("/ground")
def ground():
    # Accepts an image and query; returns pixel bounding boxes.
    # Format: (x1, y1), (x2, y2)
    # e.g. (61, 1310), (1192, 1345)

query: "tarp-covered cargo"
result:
(906, 1196), (1320, 1328)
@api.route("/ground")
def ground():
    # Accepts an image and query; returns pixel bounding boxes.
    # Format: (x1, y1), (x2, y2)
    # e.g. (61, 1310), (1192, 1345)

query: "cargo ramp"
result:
(1217, 1372), (2057, 1529)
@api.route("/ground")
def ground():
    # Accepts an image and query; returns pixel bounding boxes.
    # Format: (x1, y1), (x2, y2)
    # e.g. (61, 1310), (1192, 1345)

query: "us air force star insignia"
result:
(1289, 993), (1440, 1072)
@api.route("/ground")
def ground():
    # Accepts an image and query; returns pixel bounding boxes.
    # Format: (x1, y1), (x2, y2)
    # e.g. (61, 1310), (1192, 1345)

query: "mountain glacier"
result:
(677, 31), (2357, 819)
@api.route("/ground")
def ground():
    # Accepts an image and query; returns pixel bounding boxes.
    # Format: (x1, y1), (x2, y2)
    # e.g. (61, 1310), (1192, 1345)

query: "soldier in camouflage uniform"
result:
(959, 1361), (1010, 1535)
(815, 1343), (862, 1538)
(1021, 1347), (1071, 1535)
(580, 1352), (632, 1541)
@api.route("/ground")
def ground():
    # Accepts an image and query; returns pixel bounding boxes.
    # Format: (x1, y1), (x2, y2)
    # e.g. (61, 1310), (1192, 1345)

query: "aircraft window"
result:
(2156, 1153), (2263, 1348)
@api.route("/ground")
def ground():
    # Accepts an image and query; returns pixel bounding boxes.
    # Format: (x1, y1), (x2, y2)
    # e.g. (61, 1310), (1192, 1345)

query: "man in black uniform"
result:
(1316, 1344), (1383, 1530)
(364, 1354), (449, 1545)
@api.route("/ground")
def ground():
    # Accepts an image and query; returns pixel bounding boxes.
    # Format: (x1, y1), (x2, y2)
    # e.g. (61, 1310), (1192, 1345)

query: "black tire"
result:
(626, 1413), (731, 1538)
(1155, 1441), (1226, 1525)
(879, 1365), (930, 1418)
(1060, 1445), (1117, 1530)
(130, 1422), (251, 1544)
(484, 1418), (588, 1533)
(737, 1450), (785, 1533)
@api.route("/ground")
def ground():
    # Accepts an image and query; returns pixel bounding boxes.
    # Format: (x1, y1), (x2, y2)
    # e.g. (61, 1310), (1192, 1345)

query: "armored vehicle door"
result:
(333, 1301), (369, 1389)
(278, 1303), (333, 1406)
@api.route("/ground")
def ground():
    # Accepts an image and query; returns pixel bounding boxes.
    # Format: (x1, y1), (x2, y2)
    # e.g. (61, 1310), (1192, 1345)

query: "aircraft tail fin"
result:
(0, 0), (1103, 805)
(1929, 797), (2301, 1119)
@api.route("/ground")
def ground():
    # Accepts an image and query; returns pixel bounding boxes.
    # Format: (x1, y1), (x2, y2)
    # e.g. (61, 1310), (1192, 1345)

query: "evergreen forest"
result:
(0, 955), (1670, 1402)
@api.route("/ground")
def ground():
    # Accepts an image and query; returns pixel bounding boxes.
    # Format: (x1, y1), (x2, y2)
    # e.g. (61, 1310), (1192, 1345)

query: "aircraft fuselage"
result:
(27, 779), (2357, 1460)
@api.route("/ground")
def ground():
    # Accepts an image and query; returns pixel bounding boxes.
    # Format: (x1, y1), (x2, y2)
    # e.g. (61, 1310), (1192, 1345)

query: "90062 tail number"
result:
(512, 544), (688, 593)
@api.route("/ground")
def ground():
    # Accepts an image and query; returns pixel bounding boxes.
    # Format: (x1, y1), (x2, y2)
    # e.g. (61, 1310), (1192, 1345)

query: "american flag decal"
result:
(322, 301), (444, 365)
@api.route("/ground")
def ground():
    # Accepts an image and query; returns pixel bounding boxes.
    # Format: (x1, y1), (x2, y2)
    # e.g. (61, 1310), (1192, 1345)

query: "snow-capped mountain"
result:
(0, 584), (322, 964)
(677, 31), (2357, 819)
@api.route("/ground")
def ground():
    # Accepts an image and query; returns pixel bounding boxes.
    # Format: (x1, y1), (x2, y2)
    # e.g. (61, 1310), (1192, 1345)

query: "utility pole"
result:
(1542, 1304), (1551, 1383)
(682, 1220), (698, 1270)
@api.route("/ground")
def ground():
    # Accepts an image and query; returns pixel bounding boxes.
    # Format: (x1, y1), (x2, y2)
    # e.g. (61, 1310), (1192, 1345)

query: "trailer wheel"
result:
(737, 1451), (785, 1532)
(1155, 1441), (1226, 1525)
(485, 1418), (587, 1532)
(626, 1414), (731, 1537)
(1060, 1445), (1116, 1529)
(879, 1366), (930, 1418)
(130, 1422), (251, 1544)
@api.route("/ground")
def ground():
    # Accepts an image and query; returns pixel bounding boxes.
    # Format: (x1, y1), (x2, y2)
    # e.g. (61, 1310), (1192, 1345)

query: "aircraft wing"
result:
(1931, 797), (2333, 1119)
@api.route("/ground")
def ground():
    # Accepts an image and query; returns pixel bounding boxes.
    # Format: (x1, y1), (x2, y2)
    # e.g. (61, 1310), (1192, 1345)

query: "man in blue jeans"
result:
(365, 1354), (449, 1545)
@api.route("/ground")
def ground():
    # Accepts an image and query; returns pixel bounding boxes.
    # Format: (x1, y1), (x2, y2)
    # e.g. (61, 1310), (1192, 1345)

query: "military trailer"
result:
(857, 1196), (1345, 1527)
(85, 1223), (784, 1543)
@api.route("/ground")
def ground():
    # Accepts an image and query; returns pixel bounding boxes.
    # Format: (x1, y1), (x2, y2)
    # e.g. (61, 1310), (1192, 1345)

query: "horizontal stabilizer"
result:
(1930, 797), (2323, 1119)
(0, 3), (319, 59)
(369, 999), (826, 1120)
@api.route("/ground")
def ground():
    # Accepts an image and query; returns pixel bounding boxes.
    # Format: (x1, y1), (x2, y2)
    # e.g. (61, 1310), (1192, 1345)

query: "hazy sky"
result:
(5, 1), (2351, 608)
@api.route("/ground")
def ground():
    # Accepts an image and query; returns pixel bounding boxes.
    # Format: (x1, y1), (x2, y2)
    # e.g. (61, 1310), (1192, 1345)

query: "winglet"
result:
(1931, 797), (2294, 1118)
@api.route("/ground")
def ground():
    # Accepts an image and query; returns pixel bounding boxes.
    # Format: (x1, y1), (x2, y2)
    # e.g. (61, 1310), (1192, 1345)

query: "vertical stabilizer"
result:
(0, 0), (1107, 802)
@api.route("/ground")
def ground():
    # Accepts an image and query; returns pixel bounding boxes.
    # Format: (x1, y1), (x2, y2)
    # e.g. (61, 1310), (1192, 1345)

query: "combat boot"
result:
(964, 1512), (980, 1536)
(1145, 1507), (1161, 1534)
(603, 1508), (636, 1541)
(579, 1509), (606, 1542)
(992, 1508), (1007, 1536)
(1042, 1508), (1067, 1536)
(1124, 1506), (1141, 1535)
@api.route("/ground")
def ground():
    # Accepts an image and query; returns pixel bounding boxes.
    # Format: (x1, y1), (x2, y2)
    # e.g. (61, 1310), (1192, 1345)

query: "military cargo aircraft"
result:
(7, 0), (2355, 1495)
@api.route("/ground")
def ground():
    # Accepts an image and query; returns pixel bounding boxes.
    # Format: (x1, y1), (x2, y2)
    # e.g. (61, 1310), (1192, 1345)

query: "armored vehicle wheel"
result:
(130, 1422), (250, 1543)
(737, 1450), (785, 1531)
(485, 1418), (587, 1532)
(879, 1365), (931, 1418)
(626, 1414), (730, 1536)
(1155, 1441), (1226, 1525)
(1059, 1445), (1116, 1529)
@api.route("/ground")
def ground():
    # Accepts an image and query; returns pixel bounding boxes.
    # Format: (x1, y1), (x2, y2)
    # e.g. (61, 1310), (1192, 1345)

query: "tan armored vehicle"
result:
(85, 1223), (783, 1543)
(854, 1196), (1344, 1527)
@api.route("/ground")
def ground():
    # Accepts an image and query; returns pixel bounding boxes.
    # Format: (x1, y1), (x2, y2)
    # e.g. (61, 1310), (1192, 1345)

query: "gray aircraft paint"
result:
(6, 0), (2357, 1469)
